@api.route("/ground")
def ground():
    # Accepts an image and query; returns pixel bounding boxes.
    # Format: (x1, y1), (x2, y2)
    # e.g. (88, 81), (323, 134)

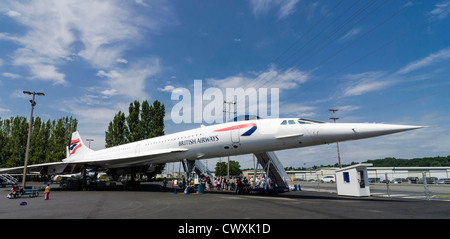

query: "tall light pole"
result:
(22, 91), (45, 188)
(223, 100), (236, 121)
(329, 109), (342, 168)
(86, 139), (94, 148)
(223, 100), (236, 179)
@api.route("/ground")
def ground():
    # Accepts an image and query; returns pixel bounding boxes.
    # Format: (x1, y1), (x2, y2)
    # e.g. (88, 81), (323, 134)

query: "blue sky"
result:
(1, 0), (450, 169)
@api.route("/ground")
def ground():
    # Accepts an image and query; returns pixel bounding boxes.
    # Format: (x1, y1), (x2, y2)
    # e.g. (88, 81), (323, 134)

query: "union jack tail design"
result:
(67, 131), (94, 157)
(69, 139), (82, 156)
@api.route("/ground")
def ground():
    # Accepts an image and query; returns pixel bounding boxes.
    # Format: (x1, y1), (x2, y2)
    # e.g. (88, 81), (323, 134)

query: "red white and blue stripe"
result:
(214, 123), (257, 136)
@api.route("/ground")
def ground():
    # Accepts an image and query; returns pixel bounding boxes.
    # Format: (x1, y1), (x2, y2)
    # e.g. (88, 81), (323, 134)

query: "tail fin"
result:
(68, 131), (94, 157)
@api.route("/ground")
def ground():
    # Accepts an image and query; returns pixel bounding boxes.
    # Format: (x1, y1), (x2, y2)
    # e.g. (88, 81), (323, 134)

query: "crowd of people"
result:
(198, 175), (274, 194)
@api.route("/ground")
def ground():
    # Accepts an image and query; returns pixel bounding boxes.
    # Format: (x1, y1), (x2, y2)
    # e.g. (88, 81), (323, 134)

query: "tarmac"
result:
(1, 182), (450, 219)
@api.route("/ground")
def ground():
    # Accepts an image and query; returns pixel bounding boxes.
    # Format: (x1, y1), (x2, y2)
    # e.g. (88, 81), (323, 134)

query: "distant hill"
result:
(283, 156), (450, 171)
(364, 156), (450, 167)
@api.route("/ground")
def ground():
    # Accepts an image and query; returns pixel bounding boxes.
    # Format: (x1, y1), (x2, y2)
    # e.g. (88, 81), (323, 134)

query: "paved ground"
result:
(1, 182), (449, 219)
(299, 181), (450, 200)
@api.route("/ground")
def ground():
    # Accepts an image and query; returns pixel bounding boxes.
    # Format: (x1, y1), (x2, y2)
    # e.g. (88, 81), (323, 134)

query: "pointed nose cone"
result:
(311, 123), (426, 145)
(352, 124), (425, 139)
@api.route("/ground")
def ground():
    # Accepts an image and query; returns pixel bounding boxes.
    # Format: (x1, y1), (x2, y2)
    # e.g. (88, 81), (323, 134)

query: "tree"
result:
(0, 118), (12, 167)
(29, 117), (42, 165)
(105, 100), (165, 147)
(0, 116), (77, 167)
(104, 100), (167, 179)
(63, 116), (78, 146)
(0, 118), (6, 167)
(149, 100), (165, 138)
(127, 100), (142, 142)
(46, 118), (68, 162)
(105, 111), (129, 148)
(430, 161), (442, 167)
(5, 117), (28, 167)
(29, 119), (52, 165)
(215, 160), (242, 176)
(140, 100), (152, 139)
(365, 156), (450, 167)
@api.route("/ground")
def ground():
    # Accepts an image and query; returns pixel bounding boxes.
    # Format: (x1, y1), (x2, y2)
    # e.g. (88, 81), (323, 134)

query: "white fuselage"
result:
(63, 118), (422, 170)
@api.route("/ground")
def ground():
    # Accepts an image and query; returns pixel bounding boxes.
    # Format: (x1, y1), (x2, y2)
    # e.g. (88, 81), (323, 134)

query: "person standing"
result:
(163, 177), (167, 191)
(45, 184), (51, 200)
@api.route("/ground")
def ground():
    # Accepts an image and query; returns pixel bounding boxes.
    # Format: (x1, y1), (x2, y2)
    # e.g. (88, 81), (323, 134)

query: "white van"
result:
(321, 175), (336, 183)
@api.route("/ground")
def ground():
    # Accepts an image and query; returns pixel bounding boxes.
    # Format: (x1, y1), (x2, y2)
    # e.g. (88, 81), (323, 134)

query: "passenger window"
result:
(281, 120), (287, 125)
(288, 120), (296, 125)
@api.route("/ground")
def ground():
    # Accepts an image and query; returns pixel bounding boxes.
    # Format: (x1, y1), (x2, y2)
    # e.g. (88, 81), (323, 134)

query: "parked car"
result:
(381, 179), (390, 184)
(419, 177), (438, 184)
(391, 178), (407, 184)
(368, 178), (381, 183)
(321, 175), (335, 183)
(437, 178), (450, 184)
(406, 177), (419, 184)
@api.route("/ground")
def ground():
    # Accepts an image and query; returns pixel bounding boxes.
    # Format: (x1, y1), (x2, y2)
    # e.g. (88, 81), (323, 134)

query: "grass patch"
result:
(433, 195), (450, 199)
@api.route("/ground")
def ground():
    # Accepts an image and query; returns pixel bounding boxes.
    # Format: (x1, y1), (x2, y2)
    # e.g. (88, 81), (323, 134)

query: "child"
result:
(45, 184), (51, 200)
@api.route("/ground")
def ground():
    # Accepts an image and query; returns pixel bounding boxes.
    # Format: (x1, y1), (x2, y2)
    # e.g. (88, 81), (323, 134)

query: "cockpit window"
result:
(281, 120), (298, 125)
(298, 120), (311, 124)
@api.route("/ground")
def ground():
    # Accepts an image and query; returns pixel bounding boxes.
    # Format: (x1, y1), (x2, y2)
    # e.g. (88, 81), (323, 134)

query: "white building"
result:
(286, 167), (450, 182)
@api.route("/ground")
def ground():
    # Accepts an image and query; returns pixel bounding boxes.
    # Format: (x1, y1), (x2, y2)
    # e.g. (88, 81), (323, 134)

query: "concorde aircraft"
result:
(0, 117), (424, 179)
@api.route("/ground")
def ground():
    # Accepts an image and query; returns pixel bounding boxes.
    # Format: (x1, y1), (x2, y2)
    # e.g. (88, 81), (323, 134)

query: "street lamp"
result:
(22, 91), (45, 188)
(329, 109), (342, 168)
(86, 139), (94, 148)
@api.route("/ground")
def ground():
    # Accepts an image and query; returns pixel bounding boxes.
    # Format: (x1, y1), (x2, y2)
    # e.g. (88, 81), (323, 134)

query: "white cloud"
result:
(1, 72), (21, 79)
(158, 85), (175, 92)
(337, 105), (360, 113)
(55, 94), (130, 149)
(116, 58), (128, 64)
(70, 107), (118, 123)
(250, 0), (299, 19)
(339, 28), (361, 42)
(428, 1), (450, 20)
(96, 58), (161, 100)
(203, 67), (308, 120)
(10, 90), (31, 99)
(5, 9), (21, 17)
(278, 0), (300, 19)
(397, 46), (450, 74)
(250, 0), (272, 17)
(342, 72), (394, 97)
(344, 80), (391, 97)
(340, 46), (450, 99)
(30, 64), (66, 85)
(206, 66), (309, 90)
(135, 0), (147, 6)
(100, 89), (119, 97)
(0, 0), (174, 84)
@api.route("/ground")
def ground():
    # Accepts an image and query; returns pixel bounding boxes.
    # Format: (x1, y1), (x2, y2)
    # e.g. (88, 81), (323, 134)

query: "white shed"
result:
(335, 163), (373, 197)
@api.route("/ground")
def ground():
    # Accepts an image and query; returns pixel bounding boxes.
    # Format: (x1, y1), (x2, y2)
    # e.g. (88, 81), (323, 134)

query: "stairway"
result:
(182, 159), (212, 177)
(253, 151), (293, 189)
(0, 174), (18, 185)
